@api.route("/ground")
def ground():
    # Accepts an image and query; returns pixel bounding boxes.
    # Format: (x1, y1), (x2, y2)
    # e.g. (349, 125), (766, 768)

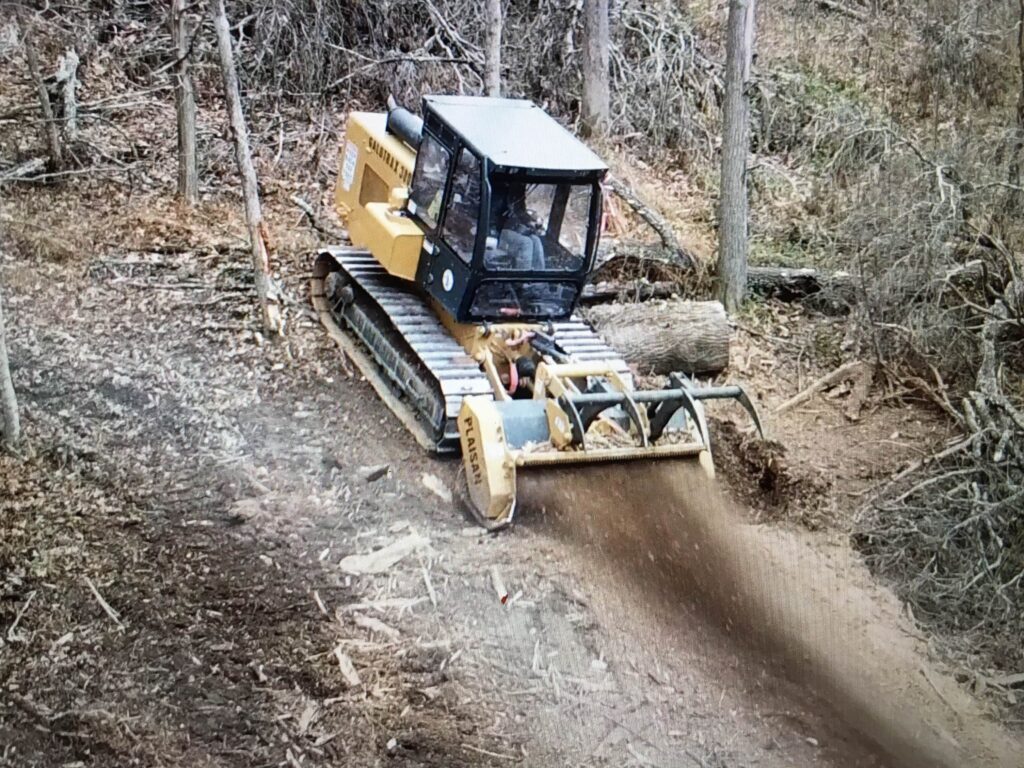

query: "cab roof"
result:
(422, 95), (607, 175)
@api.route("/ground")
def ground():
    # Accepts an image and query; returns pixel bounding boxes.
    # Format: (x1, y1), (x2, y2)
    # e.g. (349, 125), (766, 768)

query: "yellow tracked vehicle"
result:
(312, 96), (761, 528)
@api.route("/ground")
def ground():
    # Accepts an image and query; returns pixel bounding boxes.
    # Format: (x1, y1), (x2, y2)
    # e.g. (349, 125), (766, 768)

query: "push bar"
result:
(563, 381), (764, 442)
(566, 385), (747, 407)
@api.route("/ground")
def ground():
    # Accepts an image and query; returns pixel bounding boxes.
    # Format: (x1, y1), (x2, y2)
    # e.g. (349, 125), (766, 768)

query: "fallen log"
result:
(747, 265), (854, 300)
(583, 299), (730, 375)
(0, 157), (46, 181)
(816, 0), (867, 21)
(748, 261), (992, 313)
(580, 280), (677, 304)
(747, 266), (857, 315)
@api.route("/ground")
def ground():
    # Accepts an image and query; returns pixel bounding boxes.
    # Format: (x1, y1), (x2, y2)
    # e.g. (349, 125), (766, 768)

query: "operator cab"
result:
(402, 96), (607, 324)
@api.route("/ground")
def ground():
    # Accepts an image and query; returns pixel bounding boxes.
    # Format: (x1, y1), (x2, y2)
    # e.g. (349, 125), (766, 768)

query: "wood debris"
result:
(357, 464), (389, 482)
(352, 613), (400, 640)
(339, 532), (430, 575)
(83, 575), (125, 629)
(333, 647), (361, 687)
(421, 472), (453, 503)
(489, 565), (509, 604)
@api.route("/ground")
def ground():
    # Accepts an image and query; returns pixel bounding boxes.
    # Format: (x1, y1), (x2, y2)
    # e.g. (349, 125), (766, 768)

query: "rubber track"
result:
(312, 246), (633, 453)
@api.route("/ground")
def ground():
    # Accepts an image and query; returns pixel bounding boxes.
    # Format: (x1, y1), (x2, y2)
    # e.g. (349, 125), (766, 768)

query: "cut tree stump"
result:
(55, 48), (79, 142)
(584, 299), (730, 375)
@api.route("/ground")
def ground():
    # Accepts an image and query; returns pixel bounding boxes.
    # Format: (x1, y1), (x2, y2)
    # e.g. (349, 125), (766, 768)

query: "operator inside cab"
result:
(463, 177), (595, 319)
(485, 182), (547, 272)
(483, 181), (592, 273)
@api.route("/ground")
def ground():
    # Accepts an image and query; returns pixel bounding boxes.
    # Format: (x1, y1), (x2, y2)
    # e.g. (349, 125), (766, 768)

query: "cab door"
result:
(408, 137), (484, 317)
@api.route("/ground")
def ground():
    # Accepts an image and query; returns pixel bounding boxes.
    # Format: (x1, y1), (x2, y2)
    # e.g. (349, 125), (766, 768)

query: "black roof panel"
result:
(422, 95), (607, 174)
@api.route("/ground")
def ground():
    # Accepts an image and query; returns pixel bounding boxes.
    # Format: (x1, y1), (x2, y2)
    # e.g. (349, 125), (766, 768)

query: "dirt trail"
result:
(3, 214), (1021, 766)
(519, 463), (1023, 768)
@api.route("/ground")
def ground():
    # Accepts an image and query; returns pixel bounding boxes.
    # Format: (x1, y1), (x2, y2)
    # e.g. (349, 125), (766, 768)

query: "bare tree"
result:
(212, 0), (283, 334)
(581, 0), (610, 137)
(173, 0), (199, 205)
(17, 11), (63, 170)
(484, 0), (502, 96)
(0, 280), (20, 449)
(716, 0), (755, 313)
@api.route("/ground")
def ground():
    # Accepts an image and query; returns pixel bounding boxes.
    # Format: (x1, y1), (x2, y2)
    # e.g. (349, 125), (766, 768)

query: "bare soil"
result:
(6, 56), (1024, 764)
(2, 189), (1021, 768)
(3, 3), (1024, 763)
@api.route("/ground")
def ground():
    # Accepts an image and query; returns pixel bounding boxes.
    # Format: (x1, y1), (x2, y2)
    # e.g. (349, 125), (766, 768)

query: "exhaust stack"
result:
(385, 95), (423, 149)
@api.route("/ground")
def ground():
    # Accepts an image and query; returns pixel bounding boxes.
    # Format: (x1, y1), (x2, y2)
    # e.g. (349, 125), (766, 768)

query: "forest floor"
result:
(2, 178), (1022, 768)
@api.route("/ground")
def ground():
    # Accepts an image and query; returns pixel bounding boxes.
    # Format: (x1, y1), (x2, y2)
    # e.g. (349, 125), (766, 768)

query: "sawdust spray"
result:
(518, 463), (1021, 768)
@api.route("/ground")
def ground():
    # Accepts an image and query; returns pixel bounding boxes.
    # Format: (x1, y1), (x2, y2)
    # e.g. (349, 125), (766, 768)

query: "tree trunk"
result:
(55, 48), (79, 142)
(1005, 0), (1024, 212)
(17, 12), (63, 171)
(0, 281), (21, 449)
(211, 0), (283, 335)
(716, 0), (754, 313)
(173, 0), (199, 206)
(484, 0), (502, 97)
(584, 300), (731, 375)
(581, 0), (610, 137)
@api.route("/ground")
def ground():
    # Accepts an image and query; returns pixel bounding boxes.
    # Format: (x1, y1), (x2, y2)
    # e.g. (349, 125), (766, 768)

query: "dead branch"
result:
(291, 195), (345, 240)
(172, 0), (198, 205)
(212, 0), (284, 335)
(83, 575), (125, 629)
(604, 175), (693, 269)
(773, 360), (870, 415)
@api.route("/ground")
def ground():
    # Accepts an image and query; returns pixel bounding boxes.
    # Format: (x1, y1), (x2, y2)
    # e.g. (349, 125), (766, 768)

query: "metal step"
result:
(553, 321), (633, 387)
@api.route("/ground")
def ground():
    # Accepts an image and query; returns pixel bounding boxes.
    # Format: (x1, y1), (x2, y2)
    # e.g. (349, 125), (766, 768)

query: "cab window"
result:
(484, 180), (592, 273)
(408, 135), (451, 230)
(469, 280), (579, 320)
(444, 149), (481, 263)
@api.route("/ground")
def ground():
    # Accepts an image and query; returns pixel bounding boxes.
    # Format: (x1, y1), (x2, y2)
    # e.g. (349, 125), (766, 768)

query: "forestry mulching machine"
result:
(312, 95), (761, 528)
